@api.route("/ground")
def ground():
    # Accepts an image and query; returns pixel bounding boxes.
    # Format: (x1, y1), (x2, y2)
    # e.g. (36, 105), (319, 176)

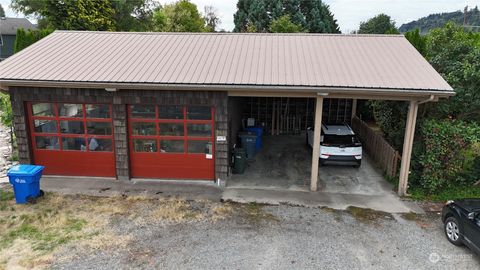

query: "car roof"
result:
(321, 124), (355, 135)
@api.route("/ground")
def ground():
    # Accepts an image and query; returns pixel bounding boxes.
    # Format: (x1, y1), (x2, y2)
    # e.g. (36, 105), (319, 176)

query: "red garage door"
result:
(27, 102), (116, 177)
(128, 105), (214, 180)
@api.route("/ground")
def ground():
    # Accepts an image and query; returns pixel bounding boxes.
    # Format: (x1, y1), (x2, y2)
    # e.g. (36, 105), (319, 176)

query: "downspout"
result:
(417, 95), (435, 105)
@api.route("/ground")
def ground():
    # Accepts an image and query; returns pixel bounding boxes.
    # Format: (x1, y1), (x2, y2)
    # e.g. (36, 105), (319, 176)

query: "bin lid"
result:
(7, 165), (45, 176)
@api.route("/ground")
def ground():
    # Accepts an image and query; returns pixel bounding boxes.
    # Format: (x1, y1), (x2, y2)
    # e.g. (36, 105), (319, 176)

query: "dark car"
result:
(442, 199), (480, 255)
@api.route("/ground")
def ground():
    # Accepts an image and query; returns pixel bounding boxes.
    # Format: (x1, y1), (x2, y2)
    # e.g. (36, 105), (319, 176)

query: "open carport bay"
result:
(228, 134), (392, 196)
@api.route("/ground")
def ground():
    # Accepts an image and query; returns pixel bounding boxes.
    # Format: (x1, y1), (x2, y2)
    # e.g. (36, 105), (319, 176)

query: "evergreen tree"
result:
(247, 0), (269, 32)
(283, 0), (305, 27)
(0, 4), (5, 17)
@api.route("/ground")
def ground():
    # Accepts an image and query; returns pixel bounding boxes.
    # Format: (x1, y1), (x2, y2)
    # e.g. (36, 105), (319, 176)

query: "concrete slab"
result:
(40, 176), (223, 201)
(226, 135), (421, 213)
(222, 188), (423, 213)
(228, 135), (311, 191)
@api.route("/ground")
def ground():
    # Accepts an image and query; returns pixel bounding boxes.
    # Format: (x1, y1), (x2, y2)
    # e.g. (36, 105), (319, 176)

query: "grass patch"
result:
(0, 191), (249, 269)
(149, 199), (204, 223)
(401, 212), (420, 221)
(346, 206), (392, 223)
(238, 202), (278, 224)
(409, 185), (480, 202)
(0, 190), (14, 202)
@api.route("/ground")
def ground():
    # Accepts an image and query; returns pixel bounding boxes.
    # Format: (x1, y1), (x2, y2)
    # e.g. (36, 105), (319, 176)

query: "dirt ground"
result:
(0, 185), (479, 270)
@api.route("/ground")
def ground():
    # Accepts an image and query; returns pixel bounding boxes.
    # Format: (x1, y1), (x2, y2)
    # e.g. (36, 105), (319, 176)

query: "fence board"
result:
(351, 116), (401, 177)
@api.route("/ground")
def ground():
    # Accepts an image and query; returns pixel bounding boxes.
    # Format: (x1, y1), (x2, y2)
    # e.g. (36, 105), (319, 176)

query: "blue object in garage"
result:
(245, 127), (263, 151)
(7, 165), (45, 204)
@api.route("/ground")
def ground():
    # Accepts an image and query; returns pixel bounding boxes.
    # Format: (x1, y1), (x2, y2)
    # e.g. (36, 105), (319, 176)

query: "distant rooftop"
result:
(0, 17), (36, 35)
(0, 30), (454, 94)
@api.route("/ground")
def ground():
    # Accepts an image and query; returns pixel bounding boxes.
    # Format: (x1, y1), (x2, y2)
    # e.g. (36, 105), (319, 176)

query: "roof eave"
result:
(0, 80), (455, 100)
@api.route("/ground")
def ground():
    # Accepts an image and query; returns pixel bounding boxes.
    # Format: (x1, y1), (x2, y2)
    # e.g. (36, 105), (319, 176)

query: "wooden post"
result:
(310, 96), (324, 191)
(398, 100), (419, 196)
(351, 99), (358, 120)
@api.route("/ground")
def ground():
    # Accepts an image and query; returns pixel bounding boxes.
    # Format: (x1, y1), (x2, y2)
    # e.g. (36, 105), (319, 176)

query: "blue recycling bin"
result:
(7, 165), (45, 204)
(245, 127), (263, 151)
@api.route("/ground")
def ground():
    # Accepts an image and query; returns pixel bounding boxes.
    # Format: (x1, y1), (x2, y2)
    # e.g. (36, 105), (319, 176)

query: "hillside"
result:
(399, 7), (480, 33)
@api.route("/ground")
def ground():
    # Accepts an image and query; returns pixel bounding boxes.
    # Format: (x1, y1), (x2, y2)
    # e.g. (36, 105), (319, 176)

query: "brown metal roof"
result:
(0, 31), (453, 94)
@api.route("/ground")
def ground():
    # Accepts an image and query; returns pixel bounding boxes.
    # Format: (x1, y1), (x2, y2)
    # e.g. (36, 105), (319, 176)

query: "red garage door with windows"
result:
(129, 105), (214, 180)
(27, 102), (116, 177)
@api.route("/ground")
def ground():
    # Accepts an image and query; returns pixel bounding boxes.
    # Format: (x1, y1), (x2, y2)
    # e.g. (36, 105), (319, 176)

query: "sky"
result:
(1, 0), (479, 32)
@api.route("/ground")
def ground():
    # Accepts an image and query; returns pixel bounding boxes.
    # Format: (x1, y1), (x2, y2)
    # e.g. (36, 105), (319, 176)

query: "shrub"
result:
(416, 119), (480, 192)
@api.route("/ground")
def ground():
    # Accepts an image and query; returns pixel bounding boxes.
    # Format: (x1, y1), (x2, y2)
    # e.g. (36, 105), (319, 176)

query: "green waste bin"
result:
(238, 133), (257, 160)
(232, 148), (246, 174)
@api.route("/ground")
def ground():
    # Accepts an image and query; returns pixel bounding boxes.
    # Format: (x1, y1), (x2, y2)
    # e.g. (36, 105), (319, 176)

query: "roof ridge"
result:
(53, 30), (404, 38)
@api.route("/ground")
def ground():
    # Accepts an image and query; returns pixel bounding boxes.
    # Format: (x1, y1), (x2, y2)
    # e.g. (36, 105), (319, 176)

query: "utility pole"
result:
(464, 6), (468, 26)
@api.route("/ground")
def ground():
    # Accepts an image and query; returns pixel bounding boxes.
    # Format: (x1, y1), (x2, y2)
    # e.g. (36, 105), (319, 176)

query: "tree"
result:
(204, 5), (221, 32)
(41, 0), (115, 31)
(404, 28), (427, 56)
(111, 0), (158, 31)
(426, 23), (480, 121)
(14, 28), (53, 53)
(247, 0), (269, 32)
(153, 0), (205, 32)
(358, 14), (399, 34)
(269, 15), (302, 33)
(233, 0), (340, 33)
(0, 3), (5, 17)
(11, 0), (158, 31)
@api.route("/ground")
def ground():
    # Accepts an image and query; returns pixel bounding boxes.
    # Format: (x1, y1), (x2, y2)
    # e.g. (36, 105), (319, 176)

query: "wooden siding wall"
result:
(351, 116), (401, 178)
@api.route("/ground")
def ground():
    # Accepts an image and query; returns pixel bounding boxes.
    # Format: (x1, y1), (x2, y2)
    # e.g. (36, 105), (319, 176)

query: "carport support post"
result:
(310, 96), (324, 191)
(351, 99), (357, 119)
(398, 100), (419, 196)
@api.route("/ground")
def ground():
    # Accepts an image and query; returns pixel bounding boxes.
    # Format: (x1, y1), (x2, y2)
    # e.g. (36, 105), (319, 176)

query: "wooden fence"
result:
(351, 116), (401, 177)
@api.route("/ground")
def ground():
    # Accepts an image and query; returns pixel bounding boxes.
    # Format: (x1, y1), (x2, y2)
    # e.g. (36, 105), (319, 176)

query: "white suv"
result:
(307, 123), (362, 167)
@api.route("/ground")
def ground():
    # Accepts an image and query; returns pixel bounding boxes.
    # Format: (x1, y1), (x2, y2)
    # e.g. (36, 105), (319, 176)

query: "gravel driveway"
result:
(51, 204), (480, 270)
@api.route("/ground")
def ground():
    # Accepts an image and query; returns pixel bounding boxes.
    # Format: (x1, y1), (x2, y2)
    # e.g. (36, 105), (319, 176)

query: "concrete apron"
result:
(222, 188), (422, 214)
(37, 175), (422, 214)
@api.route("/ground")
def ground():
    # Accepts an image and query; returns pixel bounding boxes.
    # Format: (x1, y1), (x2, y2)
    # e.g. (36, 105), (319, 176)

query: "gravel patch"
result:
(50, 204), (480, 270)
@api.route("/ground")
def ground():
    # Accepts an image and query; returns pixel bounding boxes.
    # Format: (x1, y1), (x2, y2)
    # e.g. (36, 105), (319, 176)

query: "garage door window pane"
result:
(86, 104), (110, 118)
(34, 120), (57, 133)
(35, 136), (59, 150)
(132, 122), (156, 136)
(160, 123), (184, 136)
(60, 121), (85, 134)
(131, 105), (156, 119)
(87, 122), (112, 135)
(59, 104), (83, 118)
(187, 124), (211, 137)
(32, 103), (55, 117)
(134, 139), (157, 152)
(88, 138), (113, 152)
(160, 140), (184, 153)
(188, 141), (212, 153)
(62, 137), (86, 151)
(159, 106), (183, 119)
(187, 106), (211, 120)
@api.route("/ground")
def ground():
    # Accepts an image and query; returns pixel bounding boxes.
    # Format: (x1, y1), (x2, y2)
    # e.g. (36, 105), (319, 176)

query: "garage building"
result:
(0, 31), (454, 195)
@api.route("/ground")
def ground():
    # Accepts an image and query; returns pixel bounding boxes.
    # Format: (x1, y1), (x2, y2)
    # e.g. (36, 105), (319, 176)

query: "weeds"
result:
(346, 206), (392, 223)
